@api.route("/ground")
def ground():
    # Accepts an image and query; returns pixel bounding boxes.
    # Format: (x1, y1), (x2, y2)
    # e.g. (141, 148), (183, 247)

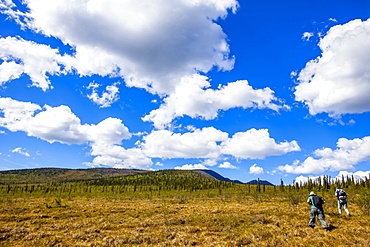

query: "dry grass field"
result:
(1, 193), (369, 247)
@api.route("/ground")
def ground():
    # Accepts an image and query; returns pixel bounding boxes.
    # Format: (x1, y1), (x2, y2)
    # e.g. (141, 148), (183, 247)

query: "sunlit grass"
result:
(1, 192), (369, 246)
(1, 170), (369, 246)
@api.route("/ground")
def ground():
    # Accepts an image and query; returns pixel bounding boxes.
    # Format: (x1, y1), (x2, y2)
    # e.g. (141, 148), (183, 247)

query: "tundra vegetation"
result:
(0, 168), (369, 246)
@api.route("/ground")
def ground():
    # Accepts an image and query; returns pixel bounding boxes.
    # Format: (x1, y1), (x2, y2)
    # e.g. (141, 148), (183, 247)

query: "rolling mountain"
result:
(0, 168), (274, 186)
(193, 169), (275, 186)
(0, 167), (149, 184)
(193, 169), (245, 184)
(245, 179), (275, 186)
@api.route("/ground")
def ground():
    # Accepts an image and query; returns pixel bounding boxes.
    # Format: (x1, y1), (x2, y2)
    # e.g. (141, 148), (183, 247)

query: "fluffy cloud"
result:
(0, 61), (24, 84)
(175, 164), (208, 170)
(249, 164), (264, 174)
(295, 18), (370, 117)
(0, 97), (131, 145)
(302, 32), (314, 41)
(88, 143), (152, 169)
(11, 147), (31, 157)
(140, 127), (228, 159)
(0, 37), (72, 91)
(140, 127), (300, 162)
(0, 1), (286, 129)
(0, 97), (143, 168)
(143, 74), (282, 129)
(279, 136), (370, 174)
(174, 158), (227, 170)
(87, 82), (120, 108)
(0, 97), (300, 169)
(0, 97), (42, 131)
(218, 161), (239, 169)
(1, 0), (238, 95)
(222, 128), (301, 159)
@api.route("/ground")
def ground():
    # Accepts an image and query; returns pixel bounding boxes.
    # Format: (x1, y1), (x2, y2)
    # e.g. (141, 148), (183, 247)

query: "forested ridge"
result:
(1, 168), (370, 246)
(0, 167), (149, 184)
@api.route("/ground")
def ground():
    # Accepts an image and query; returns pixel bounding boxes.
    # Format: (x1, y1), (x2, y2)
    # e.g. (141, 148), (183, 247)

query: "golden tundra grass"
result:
(1, 194), (369, 246)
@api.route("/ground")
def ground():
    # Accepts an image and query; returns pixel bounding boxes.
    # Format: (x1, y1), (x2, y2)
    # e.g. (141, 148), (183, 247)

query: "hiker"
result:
(307, 191), (330, 231)
(335, 187), (350, 216)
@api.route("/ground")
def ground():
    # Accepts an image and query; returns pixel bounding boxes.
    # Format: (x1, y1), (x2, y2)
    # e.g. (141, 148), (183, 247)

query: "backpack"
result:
(311, 195), (324, 208)
(337, 189), (347, 200)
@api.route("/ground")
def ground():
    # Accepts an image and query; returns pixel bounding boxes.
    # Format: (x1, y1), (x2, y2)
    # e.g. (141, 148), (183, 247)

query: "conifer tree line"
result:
(292, 174), (370, 192)
(1, 169), (369, 215)
(0, 170), (236, 195)
(1, 170), (369, 196)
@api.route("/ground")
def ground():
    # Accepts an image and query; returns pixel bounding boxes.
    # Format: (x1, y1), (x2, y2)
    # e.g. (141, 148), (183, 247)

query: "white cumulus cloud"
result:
(218, 161), (239, 169)
(222, 128), (301, 159)
(143, 74), (282, 129)
(295, 18), (370, 117)
(141, 127), (228, 159)
(0, 97), (152, 168)
(0, 0), (287, 129)
(175, 164), (208, 170)
(140, 127), (300, 161)
(302, 32), (314, 41)
(0, 61), (24, 84)
(0, 36), (72, 91)
(0, 97), (301, 170)
(249, 164), (264, 174)
(0, 99), (149, 169)
(11, 147), (30, 157)
(1, 0), (238, 95)
(0, 97), (131, 145)
(87, 81), (120, 108)
(278, 136), (370, 174)
(88, 142), (152, 169)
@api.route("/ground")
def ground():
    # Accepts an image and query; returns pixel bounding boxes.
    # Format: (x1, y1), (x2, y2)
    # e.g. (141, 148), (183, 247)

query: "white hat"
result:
(309, 191), (316, 196)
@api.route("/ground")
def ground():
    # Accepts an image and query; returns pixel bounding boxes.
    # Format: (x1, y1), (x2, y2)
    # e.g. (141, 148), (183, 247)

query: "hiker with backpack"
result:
(335, 187), (350, 216)
(307, 191), (330, 231)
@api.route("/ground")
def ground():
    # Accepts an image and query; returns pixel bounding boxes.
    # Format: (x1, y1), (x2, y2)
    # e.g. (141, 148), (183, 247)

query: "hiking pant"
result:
(338, 199), (350, 215)
(309, 208), (328, 229)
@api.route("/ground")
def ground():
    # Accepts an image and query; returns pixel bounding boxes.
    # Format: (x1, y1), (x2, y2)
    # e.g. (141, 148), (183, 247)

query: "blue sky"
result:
(1, 0), (370, 185)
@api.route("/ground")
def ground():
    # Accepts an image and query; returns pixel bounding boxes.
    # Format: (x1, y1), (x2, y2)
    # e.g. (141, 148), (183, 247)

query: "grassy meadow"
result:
(0, 169), (369, 246)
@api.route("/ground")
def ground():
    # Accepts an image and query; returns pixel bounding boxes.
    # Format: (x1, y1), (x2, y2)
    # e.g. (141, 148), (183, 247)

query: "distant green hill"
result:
(0, 169), (240, 196)
(193, 169), (275, 185)
(0, 168), (149, 184)
(0, 168), (275, 186)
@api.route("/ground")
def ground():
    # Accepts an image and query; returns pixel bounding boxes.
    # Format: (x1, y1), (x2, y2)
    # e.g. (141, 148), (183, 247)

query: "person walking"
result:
(335, 187), (350, 216)
(307, 191), (330, 231)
